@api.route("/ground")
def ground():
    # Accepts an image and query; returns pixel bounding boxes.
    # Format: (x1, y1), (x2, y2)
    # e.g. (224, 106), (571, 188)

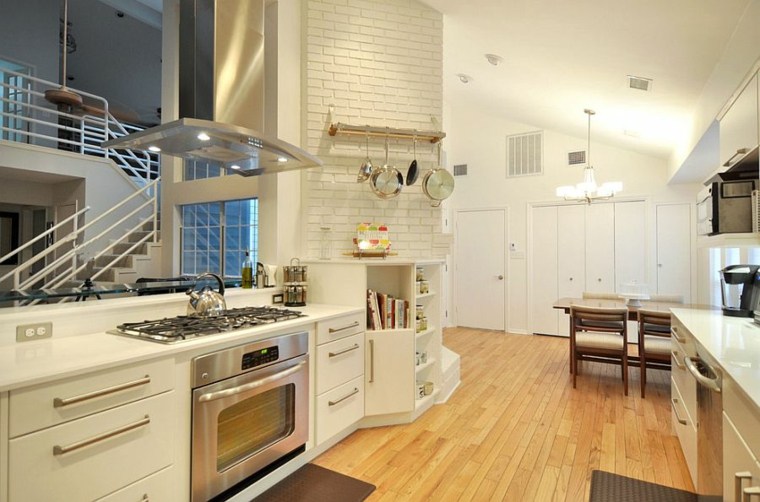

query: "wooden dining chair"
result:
(637, 308), (673, 398)
(570, 304), (629, 395)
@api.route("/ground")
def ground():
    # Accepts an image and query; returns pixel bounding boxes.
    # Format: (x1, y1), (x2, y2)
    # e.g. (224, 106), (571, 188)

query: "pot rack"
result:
(328, 122), (445, 144)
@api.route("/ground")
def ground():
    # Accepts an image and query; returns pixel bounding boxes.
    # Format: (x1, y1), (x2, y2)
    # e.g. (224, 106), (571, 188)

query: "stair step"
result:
(127, 230), (152, 243)
(95, 254), (133, 268)
(113, 242), (147, 255)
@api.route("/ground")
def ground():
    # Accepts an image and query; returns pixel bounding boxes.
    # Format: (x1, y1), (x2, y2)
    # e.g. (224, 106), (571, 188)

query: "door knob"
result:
(498, 275), (504, 280)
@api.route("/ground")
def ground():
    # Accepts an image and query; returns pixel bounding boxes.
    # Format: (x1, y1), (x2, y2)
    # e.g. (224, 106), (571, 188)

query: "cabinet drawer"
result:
(671, 376), (697, 487)
(316, 333), (364, 394)
(316, 376), (364, 445)
(724, 377), (760, 460)
(317, 313), (365, 345)
(96, 465), (177, 502)
(9, 391), (174, 502)
(723, 412), (760, 502)
(10, 358), (174, 437)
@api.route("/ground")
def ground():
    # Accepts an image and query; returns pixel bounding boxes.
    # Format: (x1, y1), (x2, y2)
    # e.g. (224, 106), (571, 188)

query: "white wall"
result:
(301, 0), (448, 260)
(445, 104), (699, 333)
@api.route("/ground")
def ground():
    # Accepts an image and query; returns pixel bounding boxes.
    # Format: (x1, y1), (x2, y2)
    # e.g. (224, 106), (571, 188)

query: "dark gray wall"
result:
(0, 0), (161, 126)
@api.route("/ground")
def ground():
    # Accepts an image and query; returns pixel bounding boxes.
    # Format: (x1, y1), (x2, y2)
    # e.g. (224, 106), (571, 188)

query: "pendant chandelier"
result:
(556, 109), (622, 203)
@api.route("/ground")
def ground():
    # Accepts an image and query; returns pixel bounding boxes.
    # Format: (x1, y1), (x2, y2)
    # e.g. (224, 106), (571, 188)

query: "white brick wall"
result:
(302, 0), (447, 259)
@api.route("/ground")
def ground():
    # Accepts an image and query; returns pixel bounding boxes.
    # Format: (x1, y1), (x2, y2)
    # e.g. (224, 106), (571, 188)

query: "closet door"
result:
(531, 206), (559, 336)
(585, 203), (615, 293)
(557, 205), (586, 336)
(656, 203), (691, 302)
(615, 200), (647, 289)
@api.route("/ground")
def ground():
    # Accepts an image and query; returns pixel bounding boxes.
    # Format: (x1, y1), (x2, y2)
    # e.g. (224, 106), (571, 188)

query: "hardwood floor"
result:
(312, 327), (694, 501)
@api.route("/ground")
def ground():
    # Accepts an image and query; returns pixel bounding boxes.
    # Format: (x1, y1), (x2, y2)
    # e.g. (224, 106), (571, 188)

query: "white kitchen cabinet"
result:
(529, 201), (647, 336)
(656, 203), (692, 302)
(719, 72), (758, 172)
(723, 374), (760, 501)
(670, 317), (698, 486)
(6, 358), (176, 502)
(96, 465), (176, 502)
(9, 391), (175, 501)
(365, 329), (414, 416)
(314, 312), (365, 445)
(307, 260), (446, 424)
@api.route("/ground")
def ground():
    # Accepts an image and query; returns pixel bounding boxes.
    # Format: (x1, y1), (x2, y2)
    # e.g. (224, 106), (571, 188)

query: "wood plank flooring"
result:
(312, 327), (694, 501)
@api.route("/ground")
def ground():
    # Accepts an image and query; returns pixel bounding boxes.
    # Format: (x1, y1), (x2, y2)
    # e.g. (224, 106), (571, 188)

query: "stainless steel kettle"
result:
(186, 272), (227, 316)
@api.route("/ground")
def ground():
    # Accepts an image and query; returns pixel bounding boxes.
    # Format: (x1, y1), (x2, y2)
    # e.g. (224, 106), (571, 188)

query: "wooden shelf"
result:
(415, 327), (436, 340)
(328, 122), (446, 144)
(415, 358), (436, 374)
(415, 291), (436, 300)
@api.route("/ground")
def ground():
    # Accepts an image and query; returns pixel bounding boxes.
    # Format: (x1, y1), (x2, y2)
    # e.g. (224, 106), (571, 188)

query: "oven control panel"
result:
(242, 346), (279, 370)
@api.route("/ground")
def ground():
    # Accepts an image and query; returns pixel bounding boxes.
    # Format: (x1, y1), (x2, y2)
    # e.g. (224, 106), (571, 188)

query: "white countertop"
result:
(0, 302), (363, 392)
(672, 308), (760, 409)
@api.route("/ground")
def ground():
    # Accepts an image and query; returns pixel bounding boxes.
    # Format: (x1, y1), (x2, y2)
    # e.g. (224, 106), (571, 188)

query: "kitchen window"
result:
(180, 198), (258, 277)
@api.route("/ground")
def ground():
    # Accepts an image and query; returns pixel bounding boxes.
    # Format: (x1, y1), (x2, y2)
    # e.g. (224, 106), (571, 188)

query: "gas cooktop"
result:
(109, 306), (306, 344)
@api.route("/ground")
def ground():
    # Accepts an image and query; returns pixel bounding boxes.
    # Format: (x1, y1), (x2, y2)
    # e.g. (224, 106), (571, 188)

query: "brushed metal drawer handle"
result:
(671, 398), (687, 425)
(671, 326), (686, 344)
(329, 344), (360, 358)
(328, 387), (359, 406)
(744, 486), (760, 501)
(736, 472), (753, 502)
(53, 415), (150, 455)
(724, 147), (749, 167)
(53, 375), (151, 408)
(671, 350), (685, 369)
(329, 321), (360, 334)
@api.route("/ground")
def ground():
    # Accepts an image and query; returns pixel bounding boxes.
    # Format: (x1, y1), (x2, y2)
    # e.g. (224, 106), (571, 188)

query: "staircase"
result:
(0, 70), (163, 302)
(79, 219), (162, 284)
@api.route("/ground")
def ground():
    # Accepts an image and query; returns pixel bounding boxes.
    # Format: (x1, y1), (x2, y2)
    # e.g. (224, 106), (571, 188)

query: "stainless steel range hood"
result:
(103, 0), (321, 176)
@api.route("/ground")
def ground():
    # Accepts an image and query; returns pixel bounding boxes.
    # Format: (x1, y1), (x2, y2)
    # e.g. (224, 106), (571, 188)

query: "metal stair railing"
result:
(2, 178), (160, 299)
(0, 67), (159, 186)
(0, 206), (91, 287)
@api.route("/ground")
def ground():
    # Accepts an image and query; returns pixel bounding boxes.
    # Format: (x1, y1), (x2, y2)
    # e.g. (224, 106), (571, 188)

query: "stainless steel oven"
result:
(191, 332), (309, 501)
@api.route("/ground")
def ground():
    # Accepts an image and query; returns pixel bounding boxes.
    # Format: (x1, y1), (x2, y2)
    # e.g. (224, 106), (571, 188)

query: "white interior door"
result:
(530, 206), (559, 335)
(614, 200), (647, 289)
(657, 203), (691, 302)
(455, 209), (506, 330)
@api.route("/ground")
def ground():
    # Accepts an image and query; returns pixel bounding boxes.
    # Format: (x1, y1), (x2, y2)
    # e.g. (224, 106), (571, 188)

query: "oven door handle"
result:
(197, 360), (307, 403)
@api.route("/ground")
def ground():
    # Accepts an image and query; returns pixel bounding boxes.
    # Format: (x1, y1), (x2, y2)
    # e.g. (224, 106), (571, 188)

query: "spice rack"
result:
(282, 258), (307, 306)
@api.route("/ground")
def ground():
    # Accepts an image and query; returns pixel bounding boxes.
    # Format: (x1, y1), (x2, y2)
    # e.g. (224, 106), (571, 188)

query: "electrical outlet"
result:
(16, 322), (53, 342)
(272, 293), (284, 304)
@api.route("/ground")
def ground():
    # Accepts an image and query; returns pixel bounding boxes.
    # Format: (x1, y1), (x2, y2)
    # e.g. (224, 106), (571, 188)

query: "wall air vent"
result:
(628, 75), (652, 92)
(453, 164), (468, 176)
(507, 131), (543, 177)
(568, 150), (586, 166)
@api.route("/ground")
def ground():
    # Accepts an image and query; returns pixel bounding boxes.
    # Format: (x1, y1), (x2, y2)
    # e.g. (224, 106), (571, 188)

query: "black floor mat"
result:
(252, 464), (375, 502)
(589, 470), (698, 502)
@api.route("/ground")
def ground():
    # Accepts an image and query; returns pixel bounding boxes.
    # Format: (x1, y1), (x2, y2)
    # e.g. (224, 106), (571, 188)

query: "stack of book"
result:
(366, 289), (410, 330)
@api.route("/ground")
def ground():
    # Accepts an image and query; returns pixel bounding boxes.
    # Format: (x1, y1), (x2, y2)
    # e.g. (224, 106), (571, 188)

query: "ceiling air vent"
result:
(568, 150), (586, 166)
(453, 164), (468, 176)
(507, 131), (543, 177)
(628, 75), (652, 92)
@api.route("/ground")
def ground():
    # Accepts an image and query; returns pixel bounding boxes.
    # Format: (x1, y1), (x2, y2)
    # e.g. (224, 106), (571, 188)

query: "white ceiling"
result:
(420, 0), (751, 161)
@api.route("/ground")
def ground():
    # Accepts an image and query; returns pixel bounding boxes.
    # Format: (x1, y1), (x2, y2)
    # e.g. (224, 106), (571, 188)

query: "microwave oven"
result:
(697, 179), (757, 235)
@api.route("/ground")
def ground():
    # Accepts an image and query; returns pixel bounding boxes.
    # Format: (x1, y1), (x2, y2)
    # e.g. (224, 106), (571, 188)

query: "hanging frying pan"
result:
(406, 136), (418, 185)
(370, 137), (402, 199)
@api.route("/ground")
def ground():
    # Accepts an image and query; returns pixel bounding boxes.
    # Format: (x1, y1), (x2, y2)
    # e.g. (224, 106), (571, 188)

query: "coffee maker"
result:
(720, 264), (760, 317)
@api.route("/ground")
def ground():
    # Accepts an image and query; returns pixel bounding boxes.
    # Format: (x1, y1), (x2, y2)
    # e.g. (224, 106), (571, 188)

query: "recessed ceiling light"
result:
(277, 156), (288, 163)
(457, 73), (473, 84)
(230, 164), (241, 170)
(485, 54), (503, 66)
(197, 132), (211, 141)
(148, 145), (161, 152)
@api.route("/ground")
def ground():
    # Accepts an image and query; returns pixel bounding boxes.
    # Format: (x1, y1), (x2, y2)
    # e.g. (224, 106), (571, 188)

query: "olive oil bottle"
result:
(241, 250), (253, 289)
